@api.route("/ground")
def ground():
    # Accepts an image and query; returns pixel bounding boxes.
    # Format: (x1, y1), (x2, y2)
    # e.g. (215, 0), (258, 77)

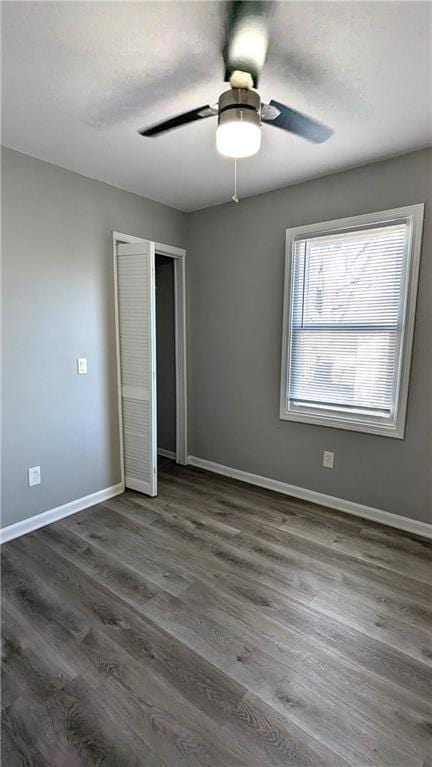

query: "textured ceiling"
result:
(2, 1), (431, 211)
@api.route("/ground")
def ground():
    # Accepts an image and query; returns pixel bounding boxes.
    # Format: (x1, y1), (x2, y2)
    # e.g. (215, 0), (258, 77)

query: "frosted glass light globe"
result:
(216, 120), (261, 158)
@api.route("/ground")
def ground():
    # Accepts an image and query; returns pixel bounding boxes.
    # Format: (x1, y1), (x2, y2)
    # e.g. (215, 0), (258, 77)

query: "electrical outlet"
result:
(322, 451), (335, 469)
(28, 466), (41, 486)
(77, 357), (87, 375)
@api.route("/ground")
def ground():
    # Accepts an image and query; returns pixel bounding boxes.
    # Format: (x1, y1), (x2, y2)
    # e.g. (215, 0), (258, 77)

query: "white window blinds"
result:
(280, 206), (424, 438)
(289, 223), (407, 416)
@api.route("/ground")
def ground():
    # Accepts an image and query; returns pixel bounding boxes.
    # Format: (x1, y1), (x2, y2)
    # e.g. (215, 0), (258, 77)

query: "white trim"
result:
(173, 256), (188, 464)
(155, 241), (186, 260)
(157, 448), (176, 460)
(0, 483), (124, 544)
(280, 204), (425, 438)
(187, 456), (432, 540)
(113, 231), (149, 245)
(112, 232), (188, 476)
(113, 232), (185, 262)
(112, 235), (125, 487)
(149, 243), (158, 495)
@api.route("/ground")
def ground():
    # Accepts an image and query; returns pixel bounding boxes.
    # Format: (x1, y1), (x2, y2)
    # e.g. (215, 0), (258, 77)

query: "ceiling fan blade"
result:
(138, 105), (217, 137)
(262, 100), (333, 143)
(223, 1), (272, 88)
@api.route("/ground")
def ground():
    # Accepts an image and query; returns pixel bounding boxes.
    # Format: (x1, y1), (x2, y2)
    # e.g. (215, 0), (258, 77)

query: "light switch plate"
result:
(323, 450), (335, 469)
(28, 466), (41, 486)
(77, 358), (87, 375)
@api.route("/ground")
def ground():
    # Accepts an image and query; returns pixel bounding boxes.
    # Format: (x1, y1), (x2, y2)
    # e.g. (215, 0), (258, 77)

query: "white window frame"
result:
(279, 204), (424, 438)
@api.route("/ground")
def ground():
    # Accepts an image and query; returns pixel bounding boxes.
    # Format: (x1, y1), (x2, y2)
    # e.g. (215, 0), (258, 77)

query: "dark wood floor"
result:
(2, 460), (432, 766)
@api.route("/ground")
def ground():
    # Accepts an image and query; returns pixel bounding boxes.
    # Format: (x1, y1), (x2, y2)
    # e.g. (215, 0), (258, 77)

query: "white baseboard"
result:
(158, 448), (176, 460)
(0, 482), (124, 544)
(3, 460), (429, 543)
(187, 456), (432, 540)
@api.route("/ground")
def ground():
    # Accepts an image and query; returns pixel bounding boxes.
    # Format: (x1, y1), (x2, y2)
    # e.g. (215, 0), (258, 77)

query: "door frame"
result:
(112, 231), (188, 490)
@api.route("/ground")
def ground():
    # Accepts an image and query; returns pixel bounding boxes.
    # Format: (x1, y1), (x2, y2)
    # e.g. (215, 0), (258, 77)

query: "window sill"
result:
(279, 407), (404, 438)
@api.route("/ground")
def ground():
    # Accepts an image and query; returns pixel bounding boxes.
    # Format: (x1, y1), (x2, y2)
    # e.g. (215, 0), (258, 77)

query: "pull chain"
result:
(232, 158), (239, 203)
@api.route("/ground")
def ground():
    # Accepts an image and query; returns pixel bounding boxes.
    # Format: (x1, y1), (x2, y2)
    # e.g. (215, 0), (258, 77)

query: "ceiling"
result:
(2, 1), (431, 211)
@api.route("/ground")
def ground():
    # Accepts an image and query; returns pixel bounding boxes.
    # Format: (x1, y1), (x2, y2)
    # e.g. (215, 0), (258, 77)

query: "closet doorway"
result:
(156, 255), (176, 464)
(113, 231), (187, 497)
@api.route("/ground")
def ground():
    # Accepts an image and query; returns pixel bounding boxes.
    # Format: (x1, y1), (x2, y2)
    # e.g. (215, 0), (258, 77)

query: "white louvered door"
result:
(116, 241), (157, 496)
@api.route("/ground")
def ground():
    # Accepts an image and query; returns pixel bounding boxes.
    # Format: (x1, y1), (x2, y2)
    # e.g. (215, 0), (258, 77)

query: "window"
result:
(280, 205), (424, 437)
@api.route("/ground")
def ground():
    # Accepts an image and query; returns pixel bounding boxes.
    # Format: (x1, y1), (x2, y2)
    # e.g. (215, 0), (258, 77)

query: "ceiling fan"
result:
(138, 1), (333, 159)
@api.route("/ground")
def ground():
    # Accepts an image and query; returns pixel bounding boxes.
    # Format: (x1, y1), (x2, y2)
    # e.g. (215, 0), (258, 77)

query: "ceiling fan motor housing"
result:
(218, 88), (261, 130)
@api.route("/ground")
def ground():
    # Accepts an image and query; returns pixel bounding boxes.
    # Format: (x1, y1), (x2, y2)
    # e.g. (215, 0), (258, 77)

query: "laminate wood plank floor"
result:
(2, 459), (432, 766)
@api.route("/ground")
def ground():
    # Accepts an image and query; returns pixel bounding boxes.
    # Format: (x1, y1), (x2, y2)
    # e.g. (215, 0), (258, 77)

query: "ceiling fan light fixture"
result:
(216, 119), (261, 158)
(216, 88), (261, 158)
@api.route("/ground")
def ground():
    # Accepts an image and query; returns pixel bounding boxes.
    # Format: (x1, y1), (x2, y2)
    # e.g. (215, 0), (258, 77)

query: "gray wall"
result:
(156, 255), (176, 454)
(2, 146), (431, 530)
(1, 147), (186, 528)
(187, 148), (432, 524)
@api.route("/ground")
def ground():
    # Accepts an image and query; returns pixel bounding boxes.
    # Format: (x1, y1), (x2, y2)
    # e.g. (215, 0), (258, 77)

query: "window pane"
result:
(288, 221), (409, 416)
(289, 329), (397, 413)
(292, 223), (406, 328)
